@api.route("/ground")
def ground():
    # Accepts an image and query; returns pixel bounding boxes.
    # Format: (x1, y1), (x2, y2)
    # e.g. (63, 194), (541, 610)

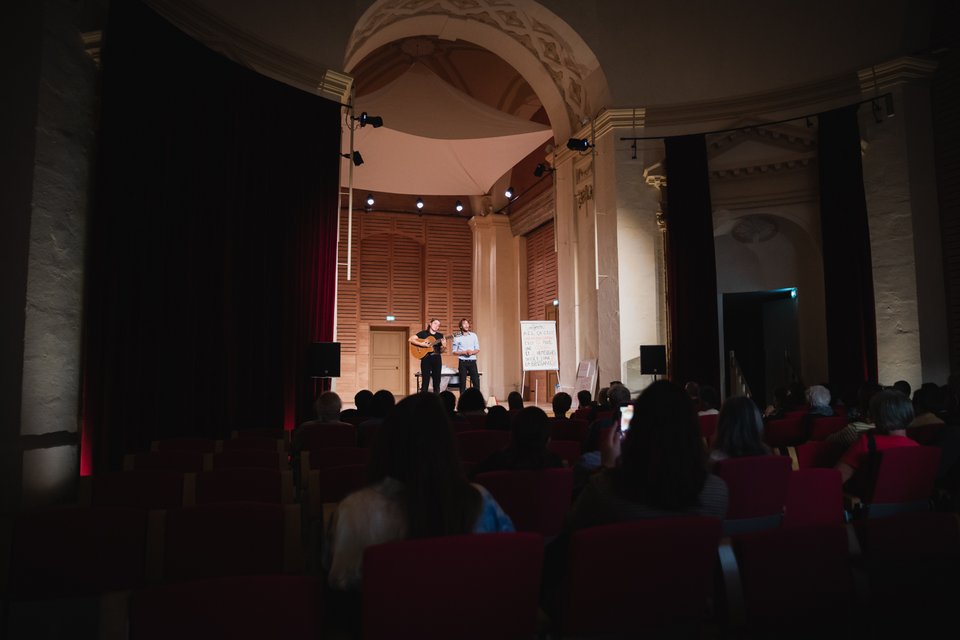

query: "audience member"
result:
(835, 389), (918, 492)
(507, 391), (524, 413)
(566, 380), (728, 529)
(485, 404), (511, 431)
(357, 389), (395, 448)
(708, 396), (769, 468)
(892, 379), (912, 398)
(439, 390), (457, 419)
(806, 384), (833, 416)
(698, 385), (720, 416)
(292, 391), (350, 454)
(471, 406), (565, 477)
(457, 387), (487, 416)
(911, 383), (947, 427)
(551, 392), (572, 419)
(763, 386), (789, 419)
(340, 389), (373, 426)
(325, 393), (514, 591)
(684, 381), (701, 411)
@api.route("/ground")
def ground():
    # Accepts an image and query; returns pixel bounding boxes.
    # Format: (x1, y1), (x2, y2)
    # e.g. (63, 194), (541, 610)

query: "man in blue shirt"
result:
(452, 318), (480, 392)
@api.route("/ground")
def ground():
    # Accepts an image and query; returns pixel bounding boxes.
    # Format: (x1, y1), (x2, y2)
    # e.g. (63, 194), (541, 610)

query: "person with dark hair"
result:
(763, 386), (789, 419)
(551, 392), (572, 419)
(576, 389), (592, 409)
(357, 389), (395, 448)
(892, 380), (912, 399)
(485, 405), (511, 431)
(709, 396), (770, 467)
(911, 383), (946, 427)
(439, 390), (457, 419)
(471, 406), (565, 477)
(409, 318), (448, 393)
(835, 390), (919, 491)
(698, 385), (720, 416)
(684, 381), (701, 412)
(507, 391), (524, 413)
(451, 318), (480, 391)
(325, 393), (513, 590)
(828, 381), (884, 448)
(292, 391), (351, 453)
(340, 389), (373, 425)
(566, 380), (728, 529)
(457, 387), (486, 416)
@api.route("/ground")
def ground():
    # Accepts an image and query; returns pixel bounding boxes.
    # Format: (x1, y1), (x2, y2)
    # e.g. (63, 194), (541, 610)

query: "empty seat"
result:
(190, 467), (295, 505)
(129, 575), (324, 640)
(551, 518), (721, 637)
(455, 430), (510, 463)
(363, 533), (544, 640)
(123, 450), (207, 472)
(209, 449), (287, 471)
(297, 422), (357, 448)
(474, 469), (573, 536)
(80, 470), (185, 509)
(161, 502), (302, 582)
(300, 446), (370, 489)
(549, 417), (589, 443)
(714, 455), (792, 534)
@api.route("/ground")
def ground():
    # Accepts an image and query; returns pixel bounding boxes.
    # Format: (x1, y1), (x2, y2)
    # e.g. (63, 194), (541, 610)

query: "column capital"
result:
(858, 56), (938, 94)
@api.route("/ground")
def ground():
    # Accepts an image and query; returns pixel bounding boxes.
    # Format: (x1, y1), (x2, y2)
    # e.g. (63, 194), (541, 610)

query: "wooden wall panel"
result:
(524, 221), (558, 401)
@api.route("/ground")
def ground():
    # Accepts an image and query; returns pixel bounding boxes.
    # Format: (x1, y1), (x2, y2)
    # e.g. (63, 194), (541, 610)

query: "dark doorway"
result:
(723, 289), (801, 407)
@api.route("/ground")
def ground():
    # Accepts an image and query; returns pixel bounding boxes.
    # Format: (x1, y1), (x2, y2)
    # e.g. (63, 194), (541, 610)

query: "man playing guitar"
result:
(409, 318), (446, 393)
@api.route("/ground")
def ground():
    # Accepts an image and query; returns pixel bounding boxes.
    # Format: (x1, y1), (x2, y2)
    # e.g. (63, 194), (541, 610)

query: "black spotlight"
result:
(534, 163), (548, 177)
(365, 194), (375, 207)
(341, 151), (363, 166)
(455, 200), (464, 212)
(357, 112), (383, 128)
(566, 137), (592, 152)
(415, 197), (424, 210)
(505, 186), (514, 199)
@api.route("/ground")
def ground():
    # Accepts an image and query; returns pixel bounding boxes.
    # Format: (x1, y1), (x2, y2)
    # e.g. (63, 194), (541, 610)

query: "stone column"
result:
(470, 214), (523, 401)
(859, 57), (948, 388)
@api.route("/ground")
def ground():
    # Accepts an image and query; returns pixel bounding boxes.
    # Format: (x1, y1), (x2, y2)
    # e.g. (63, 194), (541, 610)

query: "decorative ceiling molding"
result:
(857, 56), (938, 94)
(145, 0), (339, 98)
(346, 0), (603, 132)
(82, 31), (102, 66)
(711, 156), (814, 180)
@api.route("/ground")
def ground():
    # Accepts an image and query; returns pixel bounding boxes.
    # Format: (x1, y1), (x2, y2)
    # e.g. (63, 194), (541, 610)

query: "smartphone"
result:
(619, 403), (634, 433)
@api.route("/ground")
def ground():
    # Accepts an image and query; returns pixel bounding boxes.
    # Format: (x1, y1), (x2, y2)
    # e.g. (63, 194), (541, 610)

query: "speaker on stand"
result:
(306, 342), (341, 397)
(640, 345), (667, 381)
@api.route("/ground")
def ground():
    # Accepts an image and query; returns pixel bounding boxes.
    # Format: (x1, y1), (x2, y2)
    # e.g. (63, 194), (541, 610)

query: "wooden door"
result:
(370, 329), (407, 396)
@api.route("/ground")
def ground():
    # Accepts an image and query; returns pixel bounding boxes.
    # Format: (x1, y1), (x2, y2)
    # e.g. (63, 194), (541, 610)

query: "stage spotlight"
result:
(884, 93), (895, 118)
(455, 200), (464, 212)
(534, 163), (546, 177)
(341, 151), (363, 166)
(566, 137), (593, 152)
(505, 186), (514, 199)
(366, 194), (375, 207)
(356, 112), (383, 128)
(416, 197), (424, 209)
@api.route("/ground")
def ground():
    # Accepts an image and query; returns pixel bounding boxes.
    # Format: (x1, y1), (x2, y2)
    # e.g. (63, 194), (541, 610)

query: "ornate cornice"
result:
(857, 56), (938, 94)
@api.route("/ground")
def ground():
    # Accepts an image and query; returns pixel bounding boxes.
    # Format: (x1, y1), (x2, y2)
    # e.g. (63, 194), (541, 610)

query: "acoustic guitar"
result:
(409, 333), (457, 360)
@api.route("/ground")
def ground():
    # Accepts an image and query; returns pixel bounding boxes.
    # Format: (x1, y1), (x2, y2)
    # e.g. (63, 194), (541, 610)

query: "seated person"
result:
(357, 389), (395, 448)
(835, 389), (919, 494)
(507, 391), (525, 414)
(551, 391), (573, 419)
(292, 391), (351, 454)
(806, 384), (834, 417)
(456, 387), (487, 417)
(324, 393), (514, 591)
(340, 389), (373, 426)
(485, 404), (511, 431)
(697, 385), (720, 416)
(708, 395), (770, 468)
(911, 383), (947, 427)
(471, 406), (565, 477)
(566, 380), (728, 530)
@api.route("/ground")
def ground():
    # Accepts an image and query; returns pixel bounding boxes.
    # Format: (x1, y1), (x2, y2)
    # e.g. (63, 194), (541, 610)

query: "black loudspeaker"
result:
(640, 345), (667, 375)
(306, 342), (341, 378)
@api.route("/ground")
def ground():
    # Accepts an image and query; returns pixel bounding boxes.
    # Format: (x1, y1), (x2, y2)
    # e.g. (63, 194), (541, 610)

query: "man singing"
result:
(452, 318), (480, 392)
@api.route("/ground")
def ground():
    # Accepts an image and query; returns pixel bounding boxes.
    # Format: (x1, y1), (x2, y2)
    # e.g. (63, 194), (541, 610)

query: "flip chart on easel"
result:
(520, 321), (559, 371)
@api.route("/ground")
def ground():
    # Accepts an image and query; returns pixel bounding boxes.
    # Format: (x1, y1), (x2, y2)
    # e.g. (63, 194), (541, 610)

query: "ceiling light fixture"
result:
(566, 137), (593, 152)
(365, 194), (375, 207)
(504, 186), (514, 199)
(415, 197), (424, 209)
(455, 200), (464, 212)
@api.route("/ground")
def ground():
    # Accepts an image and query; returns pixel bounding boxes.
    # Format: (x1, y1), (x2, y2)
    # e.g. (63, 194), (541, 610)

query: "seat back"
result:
(85, 470), (186, 509)
(699, 413), (719, 441)
(191, 467), (294, 505)
(305, 445), (370, 471)
(763, 415), (806, 447)
(221, 436), (284, 452)
(549, 418), (589, 443)
(124, 450), (207, 472)
(809, 416), (849, 440)
(455, 430), (511, 463)
(546, 439), (581, 466)
(787, 440), (844, 469)
(907, 422), (946, 445)
(474, 469), (573, 536)
(9, 506), (149, 598)
(161, 502), (301, 581)
(714, 456), (792, 533)
(864, 445), (941, 513)
(299, 422), (357, 448)
(129, 575), (323, 640)
(362, 533), (544, 640)
(729, 525), (852, 631)
(210, 449), (286, 470)
(782, 468), (844, 528)
(151, 436), (219, 453)
(555, 518), (721, 636)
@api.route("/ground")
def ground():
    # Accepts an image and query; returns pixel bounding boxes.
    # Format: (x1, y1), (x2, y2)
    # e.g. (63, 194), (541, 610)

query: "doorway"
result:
(369, 327), (408, 397)
(722, 288), (801, 407)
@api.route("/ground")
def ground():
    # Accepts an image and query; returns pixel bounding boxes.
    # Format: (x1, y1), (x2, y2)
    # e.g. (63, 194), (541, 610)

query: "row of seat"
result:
(8, 512), (959, 639)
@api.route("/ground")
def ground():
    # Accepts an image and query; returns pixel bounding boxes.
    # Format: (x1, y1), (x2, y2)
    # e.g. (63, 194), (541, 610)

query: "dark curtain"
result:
(817, 106), (878, 396)
(664, 135), (721, 392)
(81, 1), (340, 472)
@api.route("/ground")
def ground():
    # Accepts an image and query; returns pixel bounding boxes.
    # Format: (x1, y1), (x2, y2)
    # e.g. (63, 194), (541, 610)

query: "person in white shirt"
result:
(452, 318), (480, 392)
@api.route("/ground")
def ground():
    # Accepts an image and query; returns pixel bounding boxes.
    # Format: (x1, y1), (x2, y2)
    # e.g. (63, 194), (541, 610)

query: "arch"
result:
(344, 0), (611, 142)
